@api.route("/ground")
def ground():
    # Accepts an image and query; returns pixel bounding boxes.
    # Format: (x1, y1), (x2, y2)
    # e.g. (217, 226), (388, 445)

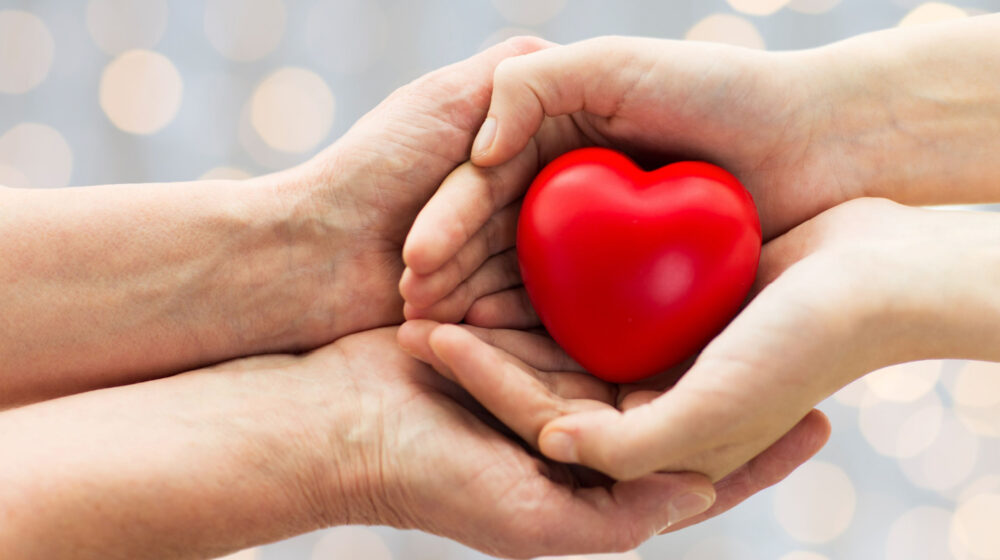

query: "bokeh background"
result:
(2, 0), (1000, 558)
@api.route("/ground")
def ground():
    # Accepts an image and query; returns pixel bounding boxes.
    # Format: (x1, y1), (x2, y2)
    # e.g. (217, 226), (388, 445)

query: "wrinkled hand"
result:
(397, 320), (831, 535)
(274, 36), (553, 348)
(401, 198), (1000, 484)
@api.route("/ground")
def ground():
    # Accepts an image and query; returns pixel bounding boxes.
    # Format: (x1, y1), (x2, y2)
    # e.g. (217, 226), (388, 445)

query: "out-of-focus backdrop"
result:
(2, 1), (1000, 559)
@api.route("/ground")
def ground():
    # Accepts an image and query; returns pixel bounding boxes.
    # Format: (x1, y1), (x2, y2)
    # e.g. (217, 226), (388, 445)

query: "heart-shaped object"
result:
(517, 147), (761, 383)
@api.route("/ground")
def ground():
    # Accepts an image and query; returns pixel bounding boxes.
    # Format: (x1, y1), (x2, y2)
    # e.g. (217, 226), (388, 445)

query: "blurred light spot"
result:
(304, 0), (388, 74)
(250, 67), (334, 153)
(952, 361), (1000, 408)
(491, 0), (567, 25)
(479, 27), (540, 52)
(786, 0), (842, 14)
(0, 123), (73, 187)
(865, 360), (941, 402)
(960, 475), (1000, 503)
(859, 391), (942, 458)
(682, 536), (748, 560)
(199, 167), (252, 180)
(831, 377), (869, 407)
(100, 49), (183, 135)
(205, 0), (286, 61)
(0, 10), (55, 94)
(0, 162), (29, 188)
(898, 3), (966, 26)
(685, 14), (765, 50)
(774, 460), (856, 544)
(779, 551), (829, 560)
(950, 373), (1000, 438)
(899, 415), (979, 492)
(886, 506), (953, 560)
(726, 0), (791, 16)
(213, 548), (259, 560)
(86, 0), (168, 55)
(950, 493), (1000, 560)
(310, 527), (392, 560)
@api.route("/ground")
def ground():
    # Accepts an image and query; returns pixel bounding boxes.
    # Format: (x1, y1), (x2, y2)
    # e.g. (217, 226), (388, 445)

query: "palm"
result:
(307, 328), (719, 557)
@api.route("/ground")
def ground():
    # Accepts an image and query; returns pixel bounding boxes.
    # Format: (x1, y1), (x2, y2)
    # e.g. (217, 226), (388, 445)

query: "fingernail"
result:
(540, 431), (578, 464)
(472, 116), (497, 157)
(666, 491), (714, 528)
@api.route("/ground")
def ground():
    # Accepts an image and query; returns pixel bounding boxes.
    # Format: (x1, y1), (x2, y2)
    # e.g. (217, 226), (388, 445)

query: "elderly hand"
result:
(0, 327), (757, 559)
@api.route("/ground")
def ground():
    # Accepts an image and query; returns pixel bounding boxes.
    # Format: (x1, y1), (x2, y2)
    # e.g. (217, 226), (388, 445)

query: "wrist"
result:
(808, 17), (1000, 206)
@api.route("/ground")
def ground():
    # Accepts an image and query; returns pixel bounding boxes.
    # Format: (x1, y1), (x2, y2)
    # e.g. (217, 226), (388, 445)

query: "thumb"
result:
(471, 37), (654, 166)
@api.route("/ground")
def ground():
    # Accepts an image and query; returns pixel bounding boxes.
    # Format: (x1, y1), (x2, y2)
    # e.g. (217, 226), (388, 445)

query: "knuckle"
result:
(499, 35), (550, 56)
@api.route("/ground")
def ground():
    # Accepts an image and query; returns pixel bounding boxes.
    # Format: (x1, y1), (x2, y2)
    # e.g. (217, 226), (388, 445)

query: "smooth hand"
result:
(401, 198), (1000, 483)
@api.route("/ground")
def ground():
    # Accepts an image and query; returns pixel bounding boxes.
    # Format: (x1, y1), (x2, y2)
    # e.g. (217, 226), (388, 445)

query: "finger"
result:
(538, 269), (846, 481)
(400, 321), (612, 406)
(428, 324), (610, 448)
(404, 249), (521, 323)
(660, 409), (831, 533)
(402, 145), (537, 275)
(465, 287), (541, 329)
(471, 37), (652, 167)
(404, 113), (587, 276)
(400, 201), (520, 308)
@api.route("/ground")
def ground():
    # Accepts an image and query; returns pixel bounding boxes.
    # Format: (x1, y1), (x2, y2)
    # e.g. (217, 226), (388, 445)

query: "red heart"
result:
(517, 148), (761, 383)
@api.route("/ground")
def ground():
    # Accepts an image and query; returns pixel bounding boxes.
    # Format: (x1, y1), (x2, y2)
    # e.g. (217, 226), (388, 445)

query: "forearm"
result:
(0, 169), (345, 407)
(806, 14), (1000, 205)
(0, 355), (367, 559)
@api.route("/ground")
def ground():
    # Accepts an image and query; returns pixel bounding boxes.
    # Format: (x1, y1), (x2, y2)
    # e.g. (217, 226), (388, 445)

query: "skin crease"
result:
(0, 327), (829, 559)
(400, 18), (1000, 483)
(403, 199), (1000, 482)
(0, 37), (832, 558)
(0, 37), (557, 406)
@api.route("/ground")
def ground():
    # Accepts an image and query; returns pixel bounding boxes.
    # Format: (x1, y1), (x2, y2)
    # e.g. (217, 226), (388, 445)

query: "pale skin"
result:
(0, 38), (830, 559)
(400, 17), (1000, 483)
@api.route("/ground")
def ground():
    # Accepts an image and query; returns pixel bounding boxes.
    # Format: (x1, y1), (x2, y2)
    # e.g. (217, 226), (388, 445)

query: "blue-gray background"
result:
(2, 1), (999, 559)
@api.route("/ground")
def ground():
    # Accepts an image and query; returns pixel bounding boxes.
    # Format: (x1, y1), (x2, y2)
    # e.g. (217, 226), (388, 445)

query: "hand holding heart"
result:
(400, 29), (1000, 485)
(403, 198), (1000, 483)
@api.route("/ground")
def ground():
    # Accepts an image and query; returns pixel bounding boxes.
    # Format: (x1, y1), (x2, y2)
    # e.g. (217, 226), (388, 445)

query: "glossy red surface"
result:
(517, 148), (761, 383)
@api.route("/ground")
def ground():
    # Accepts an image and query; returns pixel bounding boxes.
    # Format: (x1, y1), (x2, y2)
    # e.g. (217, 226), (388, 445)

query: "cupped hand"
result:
(402, 198), (1000, 484)
(399, 36), (860, 317)
(274, 36), (554, 348)
(397, 320), (832, 535)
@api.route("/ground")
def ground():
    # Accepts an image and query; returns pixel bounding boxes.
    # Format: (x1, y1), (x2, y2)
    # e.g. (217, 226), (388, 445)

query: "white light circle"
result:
(950, 493), (1000, 560)
(858, 391), (943, 458)
(0, 10), (55, 94)
(205, 0), (286, 61)
(99, 49), (183, 135)
(899, 415), (980, 492)
(86, 0), (168, 55)
(685, 14), (766, 50)
(310, 527), (393, 560)
(773, 460), (856, 544)
(0, 162), (29, 188)
(0, 123), (73, 187)
(899, 3), (967, 26)
(199, 167), (253, 181)
(886, 506), (954, 560)
(726, 0), (791, 16)
(250, 67), (335, 153)
(864, 360), (941, 402)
